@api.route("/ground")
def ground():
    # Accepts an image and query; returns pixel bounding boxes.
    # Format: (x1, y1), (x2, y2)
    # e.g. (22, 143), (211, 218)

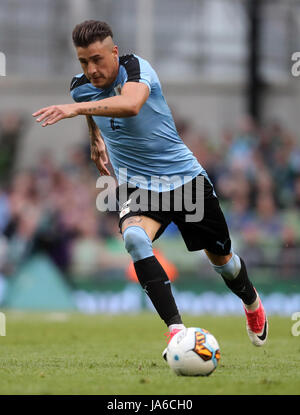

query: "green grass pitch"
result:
(0, 312), (299, 395)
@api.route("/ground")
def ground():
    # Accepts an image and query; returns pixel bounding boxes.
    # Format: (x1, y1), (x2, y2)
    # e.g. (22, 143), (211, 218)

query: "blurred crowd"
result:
(0, 111), (299, 288)
(180, 114), (300, 277)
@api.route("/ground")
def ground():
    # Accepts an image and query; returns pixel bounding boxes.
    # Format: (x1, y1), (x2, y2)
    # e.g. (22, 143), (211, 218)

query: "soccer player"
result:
(33, 20), (268, 355)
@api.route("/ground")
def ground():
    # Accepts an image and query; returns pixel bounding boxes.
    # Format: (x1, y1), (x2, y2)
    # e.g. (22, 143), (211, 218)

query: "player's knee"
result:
(123, 226), (153, 262)
(210, 252), (241, 280)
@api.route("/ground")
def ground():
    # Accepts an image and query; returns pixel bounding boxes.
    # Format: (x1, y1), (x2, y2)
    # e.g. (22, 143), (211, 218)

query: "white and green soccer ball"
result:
(165, 327), (220, 376)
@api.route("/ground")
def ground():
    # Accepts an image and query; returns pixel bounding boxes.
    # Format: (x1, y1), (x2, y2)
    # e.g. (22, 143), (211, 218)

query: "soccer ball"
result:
(165, 327), (220, 376)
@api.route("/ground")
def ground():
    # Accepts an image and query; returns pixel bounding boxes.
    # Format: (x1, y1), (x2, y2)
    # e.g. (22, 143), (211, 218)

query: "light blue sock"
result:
(123, 226), (153, 263)
(210, 252), (241, 280)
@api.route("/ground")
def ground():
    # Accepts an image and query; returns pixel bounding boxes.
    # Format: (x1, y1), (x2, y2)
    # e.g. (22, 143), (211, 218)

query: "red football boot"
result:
(162, 328), (183, 361)
(244, 294), (268, 346)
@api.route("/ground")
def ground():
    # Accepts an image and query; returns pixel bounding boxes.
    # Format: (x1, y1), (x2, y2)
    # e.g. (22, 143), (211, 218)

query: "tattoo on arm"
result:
(86, 115), (97, 132)
(87, 105), (108, 113)
(86, 115), (104, 145)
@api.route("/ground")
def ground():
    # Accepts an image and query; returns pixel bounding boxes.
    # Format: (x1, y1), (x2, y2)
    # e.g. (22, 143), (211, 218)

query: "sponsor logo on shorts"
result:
(120, 206), (130, 219)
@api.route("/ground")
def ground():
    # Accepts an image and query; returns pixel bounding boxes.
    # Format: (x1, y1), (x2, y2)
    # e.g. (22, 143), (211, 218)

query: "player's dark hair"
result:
(72, 20), (113, 47)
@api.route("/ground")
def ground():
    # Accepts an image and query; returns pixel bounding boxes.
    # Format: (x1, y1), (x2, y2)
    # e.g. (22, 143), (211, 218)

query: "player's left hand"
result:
(90, 139), (111, 176)
(32, 104), (79, 127)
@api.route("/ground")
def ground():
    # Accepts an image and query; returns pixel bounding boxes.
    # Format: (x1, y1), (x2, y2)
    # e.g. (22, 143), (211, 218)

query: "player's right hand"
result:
(90, 139), (111, 176)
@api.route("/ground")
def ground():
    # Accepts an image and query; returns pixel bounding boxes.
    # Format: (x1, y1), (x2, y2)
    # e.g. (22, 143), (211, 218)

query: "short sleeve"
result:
(120, 55), (152, 92)
(70, 74), (92, 102)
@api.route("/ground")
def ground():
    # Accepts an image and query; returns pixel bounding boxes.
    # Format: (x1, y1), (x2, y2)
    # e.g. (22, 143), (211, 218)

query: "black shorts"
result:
(116, 174), (231, 255)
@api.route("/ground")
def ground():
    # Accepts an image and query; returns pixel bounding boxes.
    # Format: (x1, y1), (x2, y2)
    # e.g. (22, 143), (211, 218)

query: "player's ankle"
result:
(243, 295), (260, 312)
(168, 323), (185, 332)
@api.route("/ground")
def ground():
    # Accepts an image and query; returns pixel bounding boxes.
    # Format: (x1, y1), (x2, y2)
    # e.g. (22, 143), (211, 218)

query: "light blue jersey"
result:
(71, 54), (206, 192)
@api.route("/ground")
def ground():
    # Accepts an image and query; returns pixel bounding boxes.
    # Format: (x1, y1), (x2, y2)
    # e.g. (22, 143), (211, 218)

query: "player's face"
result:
(76, 38), (119, 89)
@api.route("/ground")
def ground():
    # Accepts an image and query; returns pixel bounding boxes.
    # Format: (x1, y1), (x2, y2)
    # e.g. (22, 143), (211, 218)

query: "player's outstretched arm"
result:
(32, 82), (149, 127)
(78, 82), (150, 118)
(86, 115), (110, 176)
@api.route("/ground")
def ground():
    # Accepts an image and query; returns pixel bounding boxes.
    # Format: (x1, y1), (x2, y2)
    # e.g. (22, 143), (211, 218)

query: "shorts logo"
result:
(216, 240), (225, 250)
(120, 198), (132, 219)
(216, 238), (229, 251)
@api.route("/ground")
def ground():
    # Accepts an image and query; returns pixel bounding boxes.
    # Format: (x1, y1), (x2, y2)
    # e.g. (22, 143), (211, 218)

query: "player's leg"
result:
(122, 215), (184, 331)
(174, 174), (268, 346)
(205, 249), (268, 346)
(204, 250), (258, 307)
